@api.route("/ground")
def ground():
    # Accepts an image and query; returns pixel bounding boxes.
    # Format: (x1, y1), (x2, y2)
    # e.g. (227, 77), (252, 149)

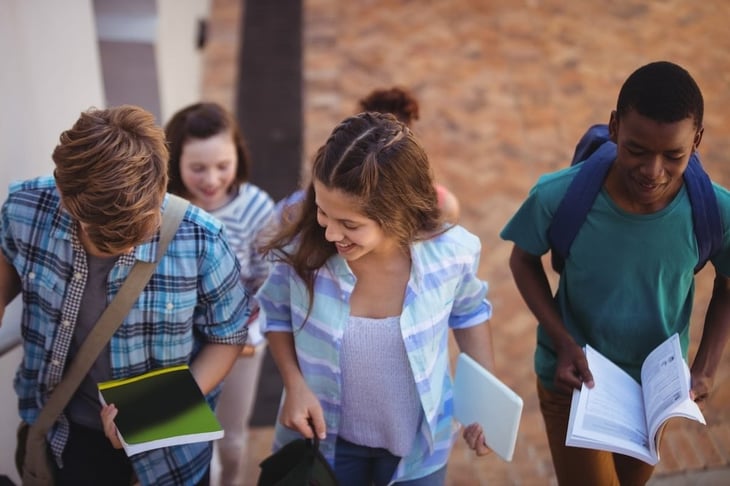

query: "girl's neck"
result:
(348, 247), (411, 319)
(348, 242), (410, 276)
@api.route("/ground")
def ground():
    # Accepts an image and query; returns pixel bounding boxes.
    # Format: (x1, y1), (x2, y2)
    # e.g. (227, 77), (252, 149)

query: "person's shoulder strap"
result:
(547, 141), (616, 273)
(549, 136), (722, 275)
(571, 124), (611, 166)
(683, 154), (723, 273)
(155, 194), (189, 259)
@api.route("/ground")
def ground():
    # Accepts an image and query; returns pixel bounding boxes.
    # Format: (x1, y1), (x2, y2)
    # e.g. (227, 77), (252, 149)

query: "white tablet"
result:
(453, 352), (524, 461)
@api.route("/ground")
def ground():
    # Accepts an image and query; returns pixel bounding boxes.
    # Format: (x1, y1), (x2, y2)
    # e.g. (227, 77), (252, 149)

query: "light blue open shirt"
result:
(257, 225), (492, 483)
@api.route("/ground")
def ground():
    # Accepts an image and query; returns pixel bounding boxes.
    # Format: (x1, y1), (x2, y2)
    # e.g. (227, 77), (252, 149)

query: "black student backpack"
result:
(547, 124), (723, 274)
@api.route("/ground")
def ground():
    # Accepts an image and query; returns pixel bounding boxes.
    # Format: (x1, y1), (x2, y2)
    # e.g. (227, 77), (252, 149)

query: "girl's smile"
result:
(179, 131), (238, 211)
(314, 180), (401, 263)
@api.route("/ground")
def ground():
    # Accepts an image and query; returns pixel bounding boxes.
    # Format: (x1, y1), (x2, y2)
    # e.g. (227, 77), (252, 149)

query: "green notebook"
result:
(98, 364), (223, 456)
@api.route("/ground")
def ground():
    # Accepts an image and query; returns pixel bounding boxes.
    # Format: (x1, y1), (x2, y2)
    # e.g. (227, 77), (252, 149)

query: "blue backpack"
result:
(547, 124), (723, 274)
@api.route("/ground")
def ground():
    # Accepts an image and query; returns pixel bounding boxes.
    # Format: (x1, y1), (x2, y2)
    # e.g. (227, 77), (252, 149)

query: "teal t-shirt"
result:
(501, 164), (730, 387)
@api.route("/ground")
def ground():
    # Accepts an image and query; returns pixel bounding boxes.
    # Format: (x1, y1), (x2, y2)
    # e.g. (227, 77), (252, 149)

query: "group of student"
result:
(2, 59), (729, 486)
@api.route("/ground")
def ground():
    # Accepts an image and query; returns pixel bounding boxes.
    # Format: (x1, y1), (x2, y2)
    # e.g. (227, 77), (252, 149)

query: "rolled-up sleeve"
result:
(195, 229), (251, 344)
(449, 242), (492, 329)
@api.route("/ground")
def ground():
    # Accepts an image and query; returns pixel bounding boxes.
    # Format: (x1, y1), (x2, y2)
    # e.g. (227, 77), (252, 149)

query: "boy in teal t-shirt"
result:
(501, 61), (730, 486)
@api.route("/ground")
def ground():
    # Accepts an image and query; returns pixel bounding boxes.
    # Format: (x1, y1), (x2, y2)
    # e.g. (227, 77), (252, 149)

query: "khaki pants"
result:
(537, 379), (655, 486)
(211, 346), (266, 486)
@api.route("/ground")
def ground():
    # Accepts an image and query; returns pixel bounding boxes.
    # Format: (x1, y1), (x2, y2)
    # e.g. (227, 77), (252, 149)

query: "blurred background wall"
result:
(0, 1), (211, 480)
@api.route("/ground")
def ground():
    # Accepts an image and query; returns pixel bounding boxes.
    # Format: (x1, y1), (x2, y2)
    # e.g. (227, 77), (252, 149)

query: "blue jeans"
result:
(334, 436), (447, 486)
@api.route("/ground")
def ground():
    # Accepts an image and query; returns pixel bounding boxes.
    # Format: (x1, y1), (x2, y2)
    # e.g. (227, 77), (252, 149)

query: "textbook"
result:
(98, 364), (223, 456)
(453, 353), (524, 461)
(566, 333), (705, 465)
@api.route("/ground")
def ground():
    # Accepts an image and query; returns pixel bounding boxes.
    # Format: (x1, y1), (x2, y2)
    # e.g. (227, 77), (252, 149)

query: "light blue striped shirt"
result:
(257, 224), (492, 483)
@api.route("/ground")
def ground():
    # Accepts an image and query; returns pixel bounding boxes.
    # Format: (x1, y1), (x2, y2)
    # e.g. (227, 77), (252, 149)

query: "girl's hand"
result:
(279, 381), (327, 440)
(100, 404), (123, 449)
(462, 422), (492, 457)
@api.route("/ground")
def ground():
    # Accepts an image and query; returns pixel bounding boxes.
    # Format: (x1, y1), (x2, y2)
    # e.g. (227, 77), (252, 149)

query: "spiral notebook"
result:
(453, 353), (523, 461)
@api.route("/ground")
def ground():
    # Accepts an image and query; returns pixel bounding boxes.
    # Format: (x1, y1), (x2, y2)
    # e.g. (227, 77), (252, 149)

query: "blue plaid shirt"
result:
(1, 176), (250, 485)
(257, 224), (492, 483)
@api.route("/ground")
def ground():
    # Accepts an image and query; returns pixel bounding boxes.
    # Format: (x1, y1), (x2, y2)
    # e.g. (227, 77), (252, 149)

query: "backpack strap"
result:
(549, 132), (723, 274)
(548, 141), (615, 273)
(571, 124), (611, 166)
(684, 154), (723, 273)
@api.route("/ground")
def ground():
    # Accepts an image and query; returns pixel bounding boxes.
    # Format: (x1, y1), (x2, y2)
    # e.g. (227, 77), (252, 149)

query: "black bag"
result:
(257, 436), (338, 486)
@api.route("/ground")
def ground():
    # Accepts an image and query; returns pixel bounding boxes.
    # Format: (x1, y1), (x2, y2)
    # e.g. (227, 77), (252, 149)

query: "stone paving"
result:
(202, 0), (730, 484)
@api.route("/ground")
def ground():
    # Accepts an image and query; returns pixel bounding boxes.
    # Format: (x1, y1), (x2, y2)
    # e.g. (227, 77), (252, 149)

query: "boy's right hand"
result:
(279, 381), (327, 440)
(554, 340), (594, 394)
(100, 404), (123, 449)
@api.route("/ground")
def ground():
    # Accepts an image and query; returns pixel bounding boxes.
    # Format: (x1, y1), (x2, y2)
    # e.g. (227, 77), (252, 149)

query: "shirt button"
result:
(166, 302), (174, 311)
(28, 272), (36, 280)
(52, 360), (61, 367)
(62, 320), (71, 327)
(74, 272), (83, 280)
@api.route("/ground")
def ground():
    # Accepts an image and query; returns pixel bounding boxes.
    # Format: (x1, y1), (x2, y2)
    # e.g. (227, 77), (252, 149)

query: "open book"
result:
(98, 364), (223, 456)
(566, 333), (705, 465)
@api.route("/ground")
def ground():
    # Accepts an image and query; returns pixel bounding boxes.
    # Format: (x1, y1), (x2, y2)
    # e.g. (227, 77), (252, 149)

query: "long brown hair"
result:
(265, 111), (443, 305)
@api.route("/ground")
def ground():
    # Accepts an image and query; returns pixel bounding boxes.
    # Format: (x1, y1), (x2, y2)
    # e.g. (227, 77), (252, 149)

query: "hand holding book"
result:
(453, 353), (523, 461)
(565, 334), (705, 465)
(98, 364), (224, 456)
(100, 402), (124, 450)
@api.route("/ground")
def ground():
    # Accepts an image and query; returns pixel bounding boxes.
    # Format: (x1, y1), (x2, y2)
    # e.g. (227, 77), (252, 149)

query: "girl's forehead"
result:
(313, 180), (367, 217)
(182, 131), (235, 150)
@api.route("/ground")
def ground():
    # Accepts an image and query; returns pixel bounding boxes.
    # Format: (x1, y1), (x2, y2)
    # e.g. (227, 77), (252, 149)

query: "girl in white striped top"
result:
(166, 102), (276, 486)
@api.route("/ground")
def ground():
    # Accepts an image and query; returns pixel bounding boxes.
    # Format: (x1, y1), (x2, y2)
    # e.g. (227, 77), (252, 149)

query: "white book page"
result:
(641, 334), (705, 448)
(570, 345), (650, 455)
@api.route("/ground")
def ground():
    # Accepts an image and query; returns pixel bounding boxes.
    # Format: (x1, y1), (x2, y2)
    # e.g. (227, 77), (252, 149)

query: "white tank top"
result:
(339, 315), (422, 457)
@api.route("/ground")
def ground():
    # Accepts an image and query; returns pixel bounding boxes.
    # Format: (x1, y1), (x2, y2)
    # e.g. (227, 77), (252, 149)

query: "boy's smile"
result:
(607, 109), (702, 214)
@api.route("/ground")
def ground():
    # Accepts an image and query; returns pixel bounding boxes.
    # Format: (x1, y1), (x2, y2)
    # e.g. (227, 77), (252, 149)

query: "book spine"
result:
(98, 364), (189, 390)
